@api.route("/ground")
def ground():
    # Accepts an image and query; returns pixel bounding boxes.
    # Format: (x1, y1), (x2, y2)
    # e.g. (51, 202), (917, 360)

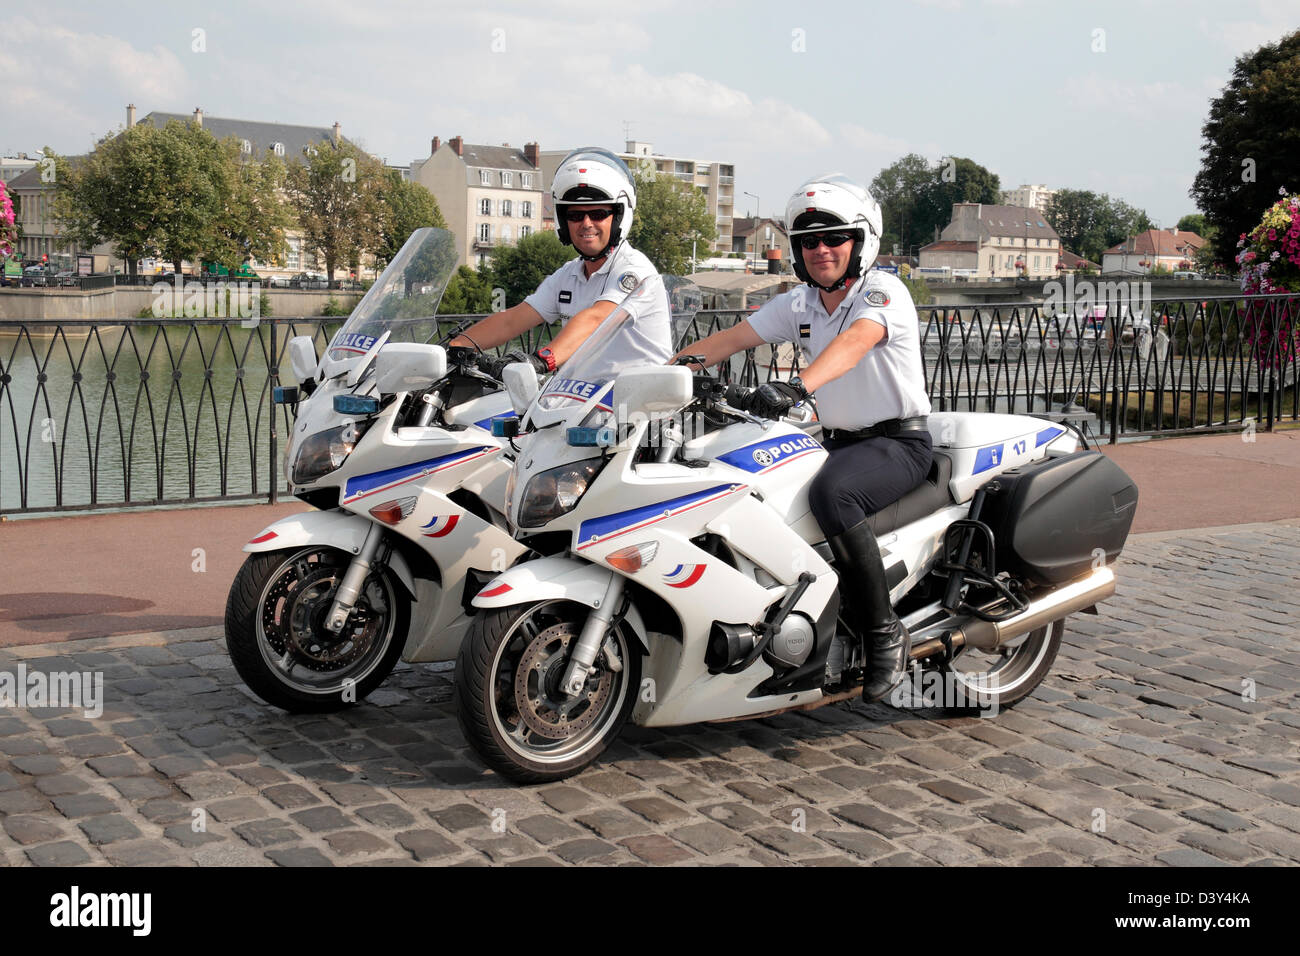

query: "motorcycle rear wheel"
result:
(455, 600), (640, 784)
(225, 546), (409, 713)
(936, 617), (1065, 715)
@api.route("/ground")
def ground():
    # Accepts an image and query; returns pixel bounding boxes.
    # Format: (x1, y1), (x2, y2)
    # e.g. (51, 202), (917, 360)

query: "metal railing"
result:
(1, 295), (1296, 515)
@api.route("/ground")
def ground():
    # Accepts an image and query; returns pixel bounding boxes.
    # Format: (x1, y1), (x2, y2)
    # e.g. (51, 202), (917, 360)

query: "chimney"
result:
(1172, 227), (1178, 236)
(332, 122), (341, 146)
(431, 136), (440, 155)
(126, 103), (137, 128)
(449, 136), (463, 157)
(193, 107), (203, 127)
(524, 142), (539, 167)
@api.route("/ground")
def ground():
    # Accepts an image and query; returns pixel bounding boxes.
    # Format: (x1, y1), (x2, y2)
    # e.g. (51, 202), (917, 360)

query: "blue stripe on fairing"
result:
(715, 435), (823, 474)
(1035, 426), (1064, 447)
(973, 444), (1004, 474)
(668, 563), (683, 577)
(344, 447), (489, 499)
(578, 484), (738, 544)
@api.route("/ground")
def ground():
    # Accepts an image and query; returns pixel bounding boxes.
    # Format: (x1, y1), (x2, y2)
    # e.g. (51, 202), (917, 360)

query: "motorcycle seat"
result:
(863, 451), (955, 537)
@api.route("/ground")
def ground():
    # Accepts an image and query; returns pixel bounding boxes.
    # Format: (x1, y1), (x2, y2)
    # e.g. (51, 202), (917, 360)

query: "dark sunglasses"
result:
(563, 208), (615, 223)
(798, 232), (855, 250)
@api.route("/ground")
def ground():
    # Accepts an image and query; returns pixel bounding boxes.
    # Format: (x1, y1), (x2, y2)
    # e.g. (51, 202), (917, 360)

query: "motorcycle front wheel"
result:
(455, 599), (641, 784)
(225, 546), (410, 713)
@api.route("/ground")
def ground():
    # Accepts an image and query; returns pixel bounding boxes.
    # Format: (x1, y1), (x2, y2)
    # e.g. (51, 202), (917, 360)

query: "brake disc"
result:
(276, 566), (375, 671)
(512, 622), (614, 740)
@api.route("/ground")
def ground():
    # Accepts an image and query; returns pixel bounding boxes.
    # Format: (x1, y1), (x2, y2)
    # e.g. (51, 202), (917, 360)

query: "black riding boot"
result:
(827, 518), (911, 702)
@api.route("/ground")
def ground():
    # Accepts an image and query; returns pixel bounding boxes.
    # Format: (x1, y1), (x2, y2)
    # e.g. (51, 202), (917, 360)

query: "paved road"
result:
(1, 520), (1297, 866)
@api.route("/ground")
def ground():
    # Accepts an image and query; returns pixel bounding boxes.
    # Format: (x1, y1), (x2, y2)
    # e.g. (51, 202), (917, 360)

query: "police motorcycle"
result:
(225, 228), (530, 712)
(456, 292), (1139, 783)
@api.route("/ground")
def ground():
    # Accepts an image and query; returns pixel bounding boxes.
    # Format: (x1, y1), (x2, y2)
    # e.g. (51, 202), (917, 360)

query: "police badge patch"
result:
(558, 290), (572, 304)
(798, 323), (811, 338)
(865, 290), (890, 307)
(618, 272), (638, 292)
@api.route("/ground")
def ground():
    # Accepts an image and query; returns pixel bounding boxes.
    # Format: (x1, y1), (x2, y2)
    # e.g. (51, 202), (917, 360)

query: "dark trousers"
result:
(809, 432), (934, 538)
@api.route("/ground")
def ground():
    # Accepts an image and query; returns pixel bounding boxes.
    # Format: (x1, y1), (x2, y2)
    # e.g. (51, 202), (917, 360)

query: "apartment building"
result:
(1001, 184), (1057, 215)
(539, 142), (736, 253)
(920, 203), (1062, 278)
(411, 137), (543, 269)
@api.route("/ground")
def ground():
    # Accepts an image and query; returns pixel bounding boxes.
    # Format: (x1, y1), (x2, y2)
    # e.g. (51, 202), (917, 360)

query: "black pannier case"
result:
(980, 451), (1139, 587)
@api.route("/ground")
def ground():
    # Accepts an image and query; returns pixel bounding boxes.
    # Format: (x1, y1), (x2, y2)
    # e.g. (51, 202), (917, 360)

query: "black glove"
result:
(746, 378), (809, 419)
(486, 350), (548, 380)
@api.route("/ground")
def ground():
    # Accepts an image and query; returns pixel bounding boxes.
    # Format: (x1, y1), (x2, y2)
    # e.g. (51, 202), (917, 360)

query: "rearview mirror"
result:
(503, 362), (540, 415)
(287, 336), (318, 383)
(375, 342), (448, 394)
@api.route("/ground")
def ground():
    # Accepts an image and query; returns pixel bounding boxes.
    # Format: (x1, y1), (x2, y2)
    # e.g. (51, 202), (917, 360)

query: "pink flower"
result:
(1269, 230), (1278, 240)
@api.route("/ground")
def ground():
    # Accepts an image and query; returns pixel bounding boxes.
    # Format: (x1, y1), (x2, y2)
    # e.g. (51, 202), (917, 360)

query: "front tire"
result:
(455, 600), (641, 784)
(225, 546), (410, 713)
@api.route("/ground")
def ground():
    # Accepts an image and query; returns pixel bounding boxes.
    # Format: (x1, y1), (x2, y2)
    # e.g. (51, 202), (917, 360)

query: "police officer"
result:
(449, 147), (671, 376)
(673, 174), (932, 702)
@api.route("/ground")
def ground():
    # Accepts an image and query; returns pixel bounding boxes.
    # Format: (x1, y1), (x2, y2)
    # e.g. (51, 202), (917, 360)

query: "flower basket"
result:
(1236, 190), (1300, 371)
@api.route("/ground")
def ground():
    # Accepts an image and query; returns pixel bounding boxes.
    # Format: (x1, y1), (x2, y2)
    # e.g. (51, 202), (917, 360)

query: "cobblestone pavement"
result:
(1, 520), (1298, 867)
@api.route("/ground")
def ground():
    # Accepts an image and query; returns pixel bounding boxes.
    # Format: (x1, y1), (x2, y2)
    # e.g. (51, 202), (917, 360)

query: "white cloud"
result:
(1199, 2), (1299, 56)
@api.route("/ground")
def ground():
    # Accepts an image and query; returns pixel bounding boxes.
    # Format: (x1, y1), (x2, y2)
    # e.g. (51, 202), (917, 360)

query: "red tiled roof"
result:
(920, 240), (978, 252)
(1104, 229), (1205, 257)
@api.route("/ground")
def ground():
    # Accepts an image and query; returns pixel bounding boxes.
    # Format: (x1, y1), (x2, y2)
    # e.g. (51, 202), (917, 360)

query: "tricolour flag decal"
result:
(577, 484), (748, 551)
(663, 563), (706, 588)
(420, 515), (459, 538)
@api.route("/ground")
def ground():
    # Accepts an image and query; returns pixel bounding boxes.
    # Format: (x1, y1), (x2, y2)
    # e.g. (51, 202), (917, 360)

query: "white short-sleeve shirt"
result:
(524, 241), (672, 368)
(745, 270), (931, 431)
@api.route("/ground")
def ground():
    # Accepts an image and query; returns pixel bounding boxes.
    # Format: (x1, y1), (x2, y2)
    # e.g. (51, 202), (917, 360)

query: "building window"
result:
(521, 200), (533, 218)
(522, 173), (533, 188)
(479, 223), (491, 242)
(480, 170), (491, 185)
(477, 253), (489, 269)
(272, 142), (285, 157)
(287, 238), (301, 269)
(521, 225), (532, 238)
(1034, 255), (1040, 270)
(501, 199), (512, 217)
(501, 225), (512, 244)
(501, 171), (512, 187)
(480, 198), (492, 216)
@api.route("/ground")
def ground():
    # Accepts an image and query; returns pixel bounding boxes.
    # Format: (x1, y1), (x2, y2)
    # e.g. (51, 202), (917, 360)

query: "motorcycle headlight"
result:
(517, 457), (605, 529)
(292, 422), (366, 484)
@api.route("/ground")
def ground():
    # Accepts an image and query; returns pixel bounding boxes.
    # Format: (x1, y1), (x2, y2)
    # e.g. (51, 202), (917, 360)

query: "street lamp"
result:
(744, 192), (760, 268)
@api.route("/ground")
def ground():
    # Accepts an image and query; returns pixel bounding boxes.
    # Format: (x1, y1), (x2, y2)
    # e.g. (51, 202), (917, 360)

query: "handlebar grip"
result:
(723, 384), (751, 408)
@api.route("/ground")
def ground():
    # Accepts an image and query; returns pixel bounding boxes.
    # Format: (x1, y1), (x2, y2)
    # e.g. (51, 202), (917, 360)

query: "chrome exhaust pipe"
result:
(911, 566), (1115, 658)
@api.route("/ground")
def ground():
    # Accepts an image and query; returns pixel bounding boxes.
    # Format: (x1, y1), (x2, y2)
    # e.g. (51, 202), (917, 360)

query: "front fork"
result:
(559, 571), (625, 697)
(325, 523), (385, 632)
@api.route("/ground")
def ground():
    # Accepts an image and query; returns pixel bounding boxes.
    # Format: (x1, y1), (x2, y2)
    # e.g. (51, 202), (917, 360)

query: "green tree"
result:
(1191, 29), (1300, 265)
(911, 156), (1001, 247)
(54, 121), (288, 275)
(1176, 213), (1208, 236)
(285, 139), (385, 281)
(626, 171), (717, 274)
(439, 264), (496, 314)
(376, 171), (446, 266)
(870, 153), (932, 255)
(488, 230), (575, 305)
(1045, 189), (1155, 263)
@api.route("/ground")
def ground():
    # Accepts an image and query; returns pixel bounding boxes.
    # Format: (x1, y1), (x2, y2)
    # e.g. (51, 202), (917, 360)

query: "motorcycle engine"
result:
(764, 613), (815, 668)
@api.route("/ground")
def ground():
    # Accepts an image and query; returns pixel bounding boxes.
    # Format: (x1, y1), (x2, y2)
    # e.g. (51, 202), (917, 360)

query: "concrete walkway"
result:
(1, 430), (1298, 649)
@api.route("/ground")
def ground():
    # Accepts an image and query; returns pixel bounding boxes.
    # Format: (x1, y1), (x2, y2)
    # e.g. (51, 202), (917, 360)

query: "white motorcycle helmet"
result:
(552, 147), (637, 260)
(784, 173), (883, 291)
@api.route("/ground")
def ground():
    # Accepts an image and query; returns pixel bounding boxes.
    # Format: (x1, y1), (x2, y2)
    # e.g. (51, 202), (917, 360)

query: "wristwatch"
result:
(535, 347), (557, 372)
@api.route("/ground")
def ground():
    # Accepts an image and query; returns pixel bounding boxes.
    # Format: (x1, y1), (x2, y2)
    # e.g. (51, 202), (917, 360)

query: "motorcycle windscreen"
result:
(326, 227), (459, 363)
(527, 277), (662, 427)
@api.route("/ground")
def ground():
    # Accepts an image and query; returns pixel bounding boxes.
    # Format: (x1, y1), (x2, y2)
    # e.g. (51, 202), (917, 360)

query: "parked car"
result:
(22, 265), (51, 287)
(54, 270), (78, 287)
(266, 275), (292, 288)
(289, 272), (329, 290)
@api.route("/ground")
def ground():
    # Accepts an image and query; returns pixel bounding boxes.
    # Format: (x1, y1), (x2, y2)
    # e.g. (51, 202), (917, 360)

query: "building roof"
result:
(139, 112), (354, 160)
(731, 216), (786, 238)
(1103, 229), (1205, 257)
(1060, 249), (1100, 269)
(941, 203), (1060, 243)
(459, 144), (536, 172)
(920, 240), (978, 253)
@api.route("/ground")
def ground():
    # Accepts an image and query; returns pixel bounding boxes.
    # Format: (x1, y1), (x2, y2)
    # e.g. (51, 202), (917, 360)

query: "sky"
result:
(2, 0), (1298, 230)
